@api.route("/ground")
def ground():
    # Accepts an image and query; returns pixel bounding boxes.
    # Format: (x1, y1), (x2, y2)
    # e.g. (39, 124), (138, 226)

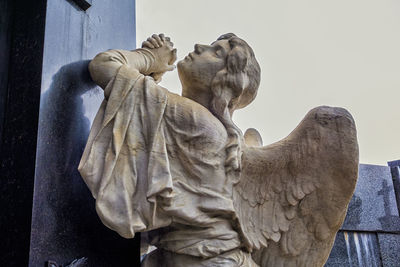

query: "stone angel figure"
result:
(78, 33), (358, 266)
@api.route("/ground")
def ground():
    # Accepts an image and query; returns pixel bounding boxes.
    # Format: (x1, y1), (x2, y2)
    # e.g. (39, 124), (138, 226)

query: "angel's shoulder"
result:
(163, 92), (227, 146)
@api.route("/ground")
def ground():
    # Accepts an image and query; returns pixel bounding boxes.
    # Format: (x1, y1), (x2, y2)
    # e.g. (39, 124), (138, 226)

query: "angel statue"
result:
(78, 33), (359, 266)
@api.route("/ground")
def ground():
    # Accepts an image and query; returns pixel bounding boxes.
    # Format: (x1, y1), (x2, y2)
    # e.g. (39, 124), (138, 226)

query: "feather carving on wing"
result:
(234, 106), (359, 267)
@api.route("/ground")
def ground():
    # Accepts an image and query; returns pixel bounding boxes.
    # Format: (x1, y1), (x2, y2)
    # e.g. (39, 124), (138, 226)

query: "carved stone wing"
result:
(234, 106), (359, 267)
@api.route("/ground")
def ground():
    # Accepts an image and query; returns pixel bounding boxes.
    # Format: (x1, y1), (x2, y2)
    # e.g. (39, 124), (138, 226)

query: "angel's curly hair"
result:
(209, 33), (261, 177)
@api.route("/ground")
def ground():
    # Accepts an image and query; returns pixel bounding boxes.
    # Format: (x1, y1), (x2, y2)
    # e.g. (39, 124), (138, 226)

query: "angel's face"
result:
(178, 39), (230, 96)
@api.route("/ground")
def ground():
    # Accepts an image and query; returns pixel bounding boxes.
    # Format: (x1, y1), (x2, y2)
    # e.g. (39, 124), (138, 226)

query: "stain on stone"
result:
(378, 179), (400, 229)
(325, 231), (381, 267)
(344, 194), (362, 227)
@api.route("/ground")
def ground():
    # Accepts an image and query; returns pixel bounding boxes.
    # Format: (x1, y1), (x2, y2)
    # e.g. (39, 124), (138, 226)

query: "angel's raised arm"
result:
(88, 34), (176, 90)
(88, 49), (153, 90)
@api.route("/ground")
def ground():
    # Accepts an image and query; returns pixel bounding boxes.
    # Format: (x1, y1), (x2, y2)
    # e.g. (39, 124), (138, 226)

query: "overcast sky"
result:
(136, 0), (399, 165)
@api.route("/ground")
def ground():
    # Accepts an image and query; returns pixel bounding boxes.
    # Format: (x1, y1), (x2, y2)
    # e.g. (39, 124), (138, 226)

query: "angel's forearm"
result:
(88, 49), (155, 89)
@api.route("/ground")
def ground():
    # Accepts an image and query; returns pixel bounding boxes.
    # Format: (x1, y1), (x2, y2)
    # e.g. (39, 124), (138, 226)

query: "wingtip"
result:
(244, 128), (263, 147)
(310, 106), (356, 124)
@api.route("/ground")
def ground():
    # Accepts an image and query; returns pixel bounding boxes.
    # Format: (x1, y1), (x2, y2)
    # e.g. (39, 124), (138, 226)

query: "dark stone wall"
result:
(28, 0), (140, 266)
(342, 164), (400, 232)
(0, 0), (13, 144)
(325, 162), (400, 267)
(388, 160), (400, 215)
(327, 231), (381, 267)
(0, 0), (47, 266)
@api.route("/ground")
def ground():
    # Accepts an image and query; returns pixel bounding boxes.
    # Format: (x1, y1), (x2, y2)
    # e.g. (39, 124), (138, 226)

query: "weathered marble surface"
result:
(80, 33), (359, 266)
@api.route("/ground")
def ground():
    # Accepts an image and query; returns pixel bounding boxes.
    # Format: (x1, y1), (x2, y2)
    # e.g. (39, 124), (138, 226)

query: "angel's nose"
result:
(194, 44), (208, 54)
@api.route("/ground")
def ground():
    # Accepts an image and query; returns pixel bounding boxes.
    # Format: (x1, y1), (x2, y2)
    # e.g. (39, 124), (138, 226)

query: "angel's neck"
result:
(182, 87), (212, 110)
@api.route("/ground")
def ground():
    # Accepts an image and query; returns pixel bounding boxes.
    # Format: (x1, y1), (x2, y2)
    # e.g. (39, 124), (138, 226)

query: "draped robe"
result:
(78, 50), (254, 264)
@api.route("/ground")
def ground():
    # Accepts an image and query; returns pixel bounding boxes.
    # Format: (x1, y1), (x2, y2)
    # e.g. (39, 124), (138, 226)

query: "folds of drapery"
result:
(78, 61), (242, 258)
(78, 64), (173, 238)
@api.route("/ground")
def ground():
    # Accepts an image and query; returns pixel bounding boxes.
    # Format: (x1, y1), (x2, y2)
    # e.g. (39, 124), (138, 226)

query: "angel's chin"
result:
(177, 59), (186, 70)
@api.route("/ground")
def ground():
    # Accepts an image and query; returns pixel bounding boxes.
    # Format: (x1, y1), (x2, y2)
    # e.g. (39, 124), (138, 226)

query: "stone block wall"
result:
(325, 161), (400, 266)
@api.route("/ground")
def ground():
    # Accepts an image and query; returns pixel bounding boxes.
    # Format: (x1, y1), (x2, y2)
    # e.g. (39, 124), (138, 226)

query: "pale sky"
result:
(136, 0), (400, 166)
